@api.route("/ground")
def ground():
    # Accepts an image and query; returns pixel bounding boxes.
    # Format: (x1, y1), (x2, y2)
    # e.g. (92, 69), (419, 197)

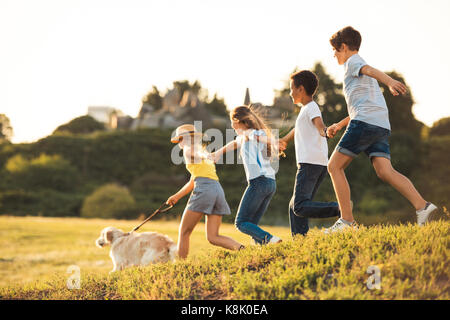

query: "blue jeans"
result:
(289, 163), (340, 236)
(235, 176), (276, 244)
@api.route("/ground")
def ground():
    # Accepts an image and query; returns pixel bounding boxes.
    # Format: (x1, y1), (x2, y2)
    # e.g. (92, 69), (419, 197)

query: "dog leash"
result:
(129, 202), (174, 233)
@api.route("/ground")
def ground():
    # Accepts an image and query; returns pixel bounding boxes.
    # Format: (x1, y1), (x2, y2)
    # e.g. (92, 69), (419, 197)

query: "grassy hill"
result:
(0, 216), (448, 300)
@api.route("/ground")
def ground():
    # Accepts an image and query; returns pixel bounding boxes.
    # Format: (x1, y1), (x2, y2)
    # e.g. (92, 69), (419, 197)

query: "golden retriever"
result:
(96, 227), (177, 272)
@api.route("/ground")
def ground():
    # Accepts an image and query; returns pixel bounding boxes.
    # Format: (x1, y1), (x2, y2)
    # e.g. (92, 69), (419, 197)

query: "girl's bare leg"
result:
(205, 214), (242, 250)
(178, 210), (203, 259)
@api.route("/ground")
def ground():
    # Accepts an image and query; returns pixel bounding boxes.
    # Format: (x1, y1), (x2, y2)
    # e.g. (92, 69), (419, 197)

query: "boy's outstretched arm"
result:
(279, 128), (295, 151)
(360, 65), (407, 96)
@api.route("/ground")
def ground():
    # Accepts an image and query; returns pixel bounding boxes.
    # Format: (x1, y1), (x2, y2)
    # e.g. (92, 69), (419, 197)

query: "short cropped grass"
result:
(0, 216), (448, 300)
(0, 216), (289, 287)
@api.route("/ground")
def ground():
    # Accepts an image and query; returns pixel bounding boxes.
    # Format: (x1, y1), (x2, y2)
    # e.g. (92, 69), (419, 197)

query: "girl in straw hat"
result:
(166, 124), (243, 258)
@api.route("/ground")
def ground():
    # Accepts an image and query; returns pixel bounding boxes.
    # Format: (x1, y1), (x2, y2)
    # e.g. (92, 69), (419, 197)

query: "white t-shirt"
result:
(294, 101), (328, 166)
(236, 129), (276, 181)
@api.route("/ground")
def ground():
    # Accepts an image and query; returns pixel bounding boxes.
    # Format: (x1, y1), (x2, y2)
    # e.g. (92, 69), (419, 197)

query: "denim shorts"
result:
(336, 119), (391, 159)
(185, 177), (231, 215)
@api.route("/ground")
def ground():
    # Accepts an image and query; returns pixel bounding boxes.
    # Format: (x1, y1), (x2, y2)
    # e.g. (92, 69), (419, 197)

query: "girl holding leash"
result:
(210, 106), (282, 245)
(166, 124), (243, 259)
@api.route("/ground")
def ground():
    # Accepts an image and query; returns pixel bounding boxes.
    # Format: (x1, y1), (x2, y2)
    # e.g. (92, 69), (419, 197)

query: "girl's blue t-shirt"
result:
(236, 129), (276, 182)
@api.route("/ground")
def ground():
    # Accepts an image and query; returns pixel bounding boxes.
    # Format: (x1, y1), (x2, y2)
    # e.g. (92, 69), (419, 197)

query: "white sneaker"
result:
(324, 218), (357, 234)
(268, 235), (282, 244)
(417, 202), (437, 226)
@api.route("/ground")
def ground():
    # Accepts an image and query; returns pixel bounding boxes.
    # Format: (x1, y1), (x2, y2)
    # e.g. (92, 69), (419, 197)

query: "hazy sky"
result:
(1, 0), (450, 143)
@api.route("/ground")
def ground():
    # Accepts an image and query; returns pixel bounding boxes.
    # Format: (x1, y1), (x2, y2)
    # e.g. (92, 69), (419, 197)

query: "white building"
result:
(87, 106), (125, 129)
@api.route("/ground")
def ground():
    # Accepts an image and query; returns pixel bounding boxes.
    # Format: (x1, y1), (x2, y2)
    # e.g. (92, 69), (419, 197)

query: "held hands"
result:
(388, 79), (407, 96)
(207, 152), (221, 163)
(278, 139), (287, 158)
(326, 123), (341, 138)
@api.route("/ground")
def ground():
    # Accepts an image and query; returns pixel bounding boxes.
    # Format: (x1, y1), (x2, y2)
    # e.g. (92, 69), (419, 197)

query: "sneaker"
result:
(268, 235), (282, 244)
(417, 202), (437, 226)
(324, 218), (357, 234)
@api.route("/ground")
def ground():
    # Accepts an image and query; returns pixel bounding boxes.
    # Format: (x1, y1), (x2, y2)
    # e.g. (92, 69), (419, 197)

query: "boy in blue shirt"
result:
(325, 26), (437, 233)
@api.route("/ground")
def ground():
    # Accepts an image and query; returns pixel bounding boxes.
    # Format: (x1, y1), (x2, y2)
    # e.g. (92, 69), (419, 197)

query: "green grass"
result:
(0, 216), (448, 300)
(0, 216), (289, 288)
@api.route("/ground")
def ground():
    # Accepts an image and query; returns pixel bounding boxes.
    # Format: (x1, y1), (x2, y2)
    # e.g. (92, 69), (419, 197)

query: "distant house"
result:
(87, 106), (126, 129)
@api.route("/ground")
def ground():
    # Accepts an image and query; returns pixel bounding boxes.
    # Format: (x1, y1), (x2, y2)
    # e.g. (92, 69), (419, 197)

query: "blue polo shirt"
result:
(343, 54), (391, 130)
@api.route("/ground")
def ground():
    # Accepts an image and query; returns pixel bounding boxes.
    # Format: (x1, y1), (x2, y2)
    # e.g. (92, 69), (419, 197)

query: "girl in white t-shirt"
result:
(210, 105), (282, 245)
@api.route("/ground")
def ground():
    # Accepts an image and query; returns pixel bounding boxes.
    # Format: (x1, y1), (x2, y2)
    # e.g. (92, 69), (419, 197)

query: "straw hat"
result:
(170, 124), (203, 143)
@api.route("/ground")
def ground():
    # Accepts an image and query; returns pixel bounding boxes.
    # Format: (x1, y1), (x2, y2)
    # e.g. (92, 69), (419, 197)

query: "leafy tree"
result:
(53, 115), (105, 135)
(173, 80), (203, 102)
(141, 85), (163, 111)
(416, 136), (450, 211)
(0, 114), (13, 141)
(81, 183), (137, 219)
(379, 71), (423, 138)
(204, 94), (228, 117)
(429, 117), (450, 137)
(5, 153), (79, 192)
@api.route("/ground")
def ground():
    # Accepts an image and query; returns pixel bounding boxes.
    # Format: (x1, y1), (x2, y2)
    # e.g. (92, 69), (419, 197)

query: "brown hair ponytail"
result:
(230, 105), (278, 159)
